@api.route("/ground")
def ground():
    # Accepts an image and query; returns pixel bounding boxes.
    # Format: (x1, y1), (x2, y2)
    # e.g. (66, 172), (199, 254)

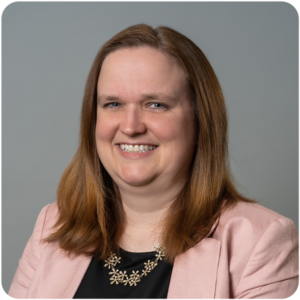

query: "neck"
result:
(117, 176), (186, 252)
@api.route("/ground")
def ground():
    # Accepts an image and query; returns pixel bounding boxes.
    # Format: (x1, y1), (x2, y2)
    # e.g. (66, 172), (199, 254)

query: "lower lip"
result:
(116, 145), (157, 159)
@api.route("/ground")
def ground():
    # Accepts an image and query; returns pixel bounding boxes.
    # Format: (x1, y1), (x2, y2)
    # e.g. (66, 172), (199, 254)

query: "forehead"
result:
(97, 47), (188, 97)
(101, 47), (181, 73)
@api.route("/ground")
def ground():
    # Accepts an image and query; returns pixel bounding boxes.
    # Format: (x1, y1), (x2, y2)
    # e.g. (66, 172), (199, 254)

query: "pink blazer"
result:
(8, 201), (298, 298)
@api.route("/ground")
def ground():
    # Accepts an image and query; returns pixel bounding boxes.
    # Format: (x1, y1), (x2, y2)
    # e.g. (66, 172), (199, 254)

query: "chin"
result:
(116, 170), (156, 187)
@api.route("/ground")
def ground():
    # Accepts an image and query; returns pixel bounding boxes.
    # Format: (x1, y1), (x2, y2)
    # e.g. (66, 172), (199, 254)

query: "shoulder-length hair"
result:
(45, 24), (254, 262)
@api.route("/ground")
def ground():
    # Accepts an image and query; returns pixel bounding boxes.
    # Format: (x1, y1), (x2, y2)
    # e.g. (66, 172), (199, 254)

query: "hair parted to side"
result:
(44, 24), (255, 262)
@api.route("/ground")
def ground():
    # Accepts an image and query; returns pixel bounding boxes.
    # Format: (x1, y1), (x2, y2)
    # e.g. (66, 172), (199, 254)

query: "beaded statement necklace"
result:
(103, 244), (165, 286)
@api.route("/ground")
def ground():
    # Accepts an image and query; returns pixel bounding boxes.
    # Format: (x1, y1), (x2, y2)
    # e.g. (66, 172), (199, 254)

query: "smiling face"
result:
(96, 47), (196, 190)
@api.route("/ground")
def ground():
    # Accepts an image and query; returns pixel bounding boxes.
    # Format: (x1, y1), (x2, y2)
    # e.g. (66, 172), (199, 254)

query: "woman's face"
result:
(96, 47), (196, 189)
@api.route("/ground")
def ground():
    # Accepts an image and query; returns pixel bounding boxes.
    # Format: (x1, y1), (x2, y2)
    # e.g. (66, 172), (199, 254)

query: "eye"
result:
(148, 103), (168, 109)
(104, 102), (122, 108)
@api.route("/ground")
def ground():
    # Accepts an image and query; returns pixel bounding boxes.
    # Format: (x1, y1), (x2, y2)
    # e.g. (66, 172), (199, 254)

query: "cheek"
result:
(95, 115), (118, 147)
(148, 119), (176, 146)
(151, 113), (195, 146)
(95, 116), (118, 173)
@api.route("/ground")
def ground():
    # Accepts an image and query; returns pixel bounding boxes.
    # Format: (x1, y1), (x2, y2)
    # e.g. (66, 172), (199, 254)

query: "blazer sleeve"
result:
(8, 204), (51, 298)
(234, 217), (299, 298)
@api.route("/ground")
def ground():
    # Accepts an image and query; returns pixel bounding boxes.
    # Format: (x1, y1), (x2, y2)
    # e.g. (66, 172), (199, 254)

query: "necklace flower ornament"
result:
(104, 244), (165, 286)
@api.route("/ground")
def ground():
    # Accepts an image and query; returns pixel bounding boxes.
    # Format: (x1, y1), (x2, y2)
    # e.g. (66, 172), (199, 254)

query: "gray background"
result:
(2, 2), (298, 293)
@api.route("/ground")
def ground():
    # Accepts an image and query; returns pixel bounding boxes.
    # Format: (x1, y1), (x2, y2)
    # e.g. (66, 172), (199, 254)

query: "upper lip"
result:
(116, 142), (158, 146)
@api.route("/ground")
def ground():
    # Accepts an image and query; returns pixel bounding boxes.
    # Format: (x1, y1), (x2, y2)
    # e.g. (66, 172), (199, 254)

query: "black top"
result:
(73, 249), (173, 298)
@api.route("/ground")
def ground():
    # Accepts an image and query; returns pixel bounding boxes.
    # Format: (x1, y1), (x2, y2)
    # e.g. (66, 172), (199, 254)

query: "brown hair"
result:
(45, 24), (254, 262)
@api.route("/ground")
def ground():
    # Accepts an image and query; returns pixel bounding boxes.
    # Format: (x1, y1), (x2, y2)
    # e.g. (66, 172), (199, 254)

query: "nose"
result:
(120, 106), (146, 136)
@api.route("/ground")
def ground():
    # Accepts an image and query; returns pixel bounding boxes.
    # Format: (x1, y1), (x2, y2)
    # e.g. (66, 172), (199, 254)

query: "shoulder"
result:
(222, 200), (285, 222)
(212, 201), (298, 297)
(212, 201), (299, 261)
(212, 201), (298, 271)
(33, 202), (59, 240)
(213, 201), (296, 241)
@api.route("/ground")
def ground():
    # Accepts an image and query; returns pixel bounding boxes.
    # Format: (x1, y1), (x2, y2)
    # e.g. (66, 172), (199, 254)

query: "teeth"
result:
(119, 144), (157, 153)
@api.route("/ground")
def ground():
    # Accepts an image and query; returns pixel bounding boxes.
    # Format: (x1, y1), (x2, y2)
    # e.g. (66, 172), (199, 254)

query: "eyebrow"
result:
(97, 93), (177, 103)
(97, 95), (119, 103)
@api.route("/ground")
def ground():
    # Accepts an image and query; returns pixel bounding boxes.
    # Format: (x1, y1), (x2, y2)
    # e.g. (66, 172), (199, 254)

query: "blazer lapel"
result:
(26, 243), (92, 298)
(167, 237), (221, 298)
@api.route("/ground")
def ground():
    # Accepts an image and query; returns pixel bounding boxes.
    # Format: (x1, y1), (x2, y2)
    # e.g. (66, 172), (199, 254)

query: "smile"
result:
(119, 144), (158, 153)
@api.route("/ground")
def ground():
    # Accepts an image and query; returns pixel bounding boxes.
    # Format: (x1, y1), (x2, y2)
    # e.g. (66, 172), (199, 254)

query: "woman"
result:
(9, 24), (298, 298)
